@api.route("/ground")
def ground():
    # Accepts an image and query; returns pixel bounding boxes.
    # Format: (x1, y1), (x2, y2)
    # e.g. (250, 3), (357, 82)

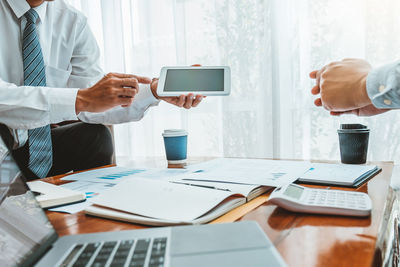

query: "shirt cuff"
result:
(48, 88), (79, 122)
(366, 61), (400, 108)
(134, 83), (160, 110)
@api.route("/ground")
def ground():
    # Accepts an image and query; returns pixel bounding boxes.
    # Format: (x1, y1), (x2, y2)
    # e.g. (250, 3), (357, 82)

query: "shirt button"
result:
(379, 85), (385, 92)
(383, 99), (392, 105)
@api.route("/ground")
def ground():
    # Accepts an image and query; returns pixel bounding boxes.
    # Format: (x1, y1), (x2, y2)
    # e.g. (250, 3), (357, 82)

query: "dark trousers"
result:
(11, 122), (114, 180)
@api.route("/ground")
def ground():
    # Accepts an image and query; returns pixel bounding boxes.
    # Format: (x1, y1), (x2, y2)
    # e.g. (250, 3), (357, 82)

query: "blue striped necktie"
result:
(23, 9), (53, 178)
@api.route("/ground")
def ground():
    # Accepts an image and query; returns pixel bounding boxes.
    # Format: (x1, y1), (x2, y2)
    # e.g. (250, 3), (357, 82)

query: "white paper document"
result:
(90, 178), (236, 222)
(60, 167), (146, 183)
(54, 167), (191, 213)
(61, 166), (190, 184)
(181, 158), (311, 187)
(134, 168), (191, 180)
(49, 181), (116, 213)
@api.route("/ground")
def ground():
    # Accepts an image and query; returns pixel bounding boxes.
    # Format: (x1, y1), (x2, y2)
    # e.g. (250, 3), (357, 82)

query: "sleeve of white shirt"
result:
(366, 60), (400, 108)
(0, 79), (78, 129)
(70, 16), (160, 124)
(78, 83), (160, 124)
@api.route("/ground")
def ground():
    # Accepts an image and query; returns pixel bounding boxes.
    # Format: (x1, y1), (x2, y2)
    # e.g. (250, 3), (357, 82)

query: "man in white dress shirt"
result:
(0, 0), (203, 179)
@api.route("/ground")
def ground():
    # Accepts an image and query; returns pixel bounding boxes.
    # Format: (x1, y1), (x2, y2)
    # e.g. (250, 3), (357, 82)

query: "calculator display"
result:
(283, 185), (304, 199)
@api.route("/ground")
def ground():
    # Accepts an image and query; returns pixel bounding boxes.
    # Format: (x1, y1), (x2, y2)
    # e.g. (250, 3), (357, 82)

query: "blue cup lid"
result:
(162, 129), (188, 137)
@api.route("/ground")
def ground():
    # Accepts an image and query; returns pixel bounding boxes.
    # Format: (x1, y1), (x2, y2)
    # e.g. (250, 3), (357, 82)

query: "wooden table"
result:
(43, 159), (398, 267)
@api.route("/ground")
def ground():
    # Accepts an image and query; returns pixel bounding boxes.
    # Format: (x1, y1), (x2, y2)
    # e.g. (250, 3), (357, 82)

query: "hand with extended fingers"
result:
(76, 72), (151, 114)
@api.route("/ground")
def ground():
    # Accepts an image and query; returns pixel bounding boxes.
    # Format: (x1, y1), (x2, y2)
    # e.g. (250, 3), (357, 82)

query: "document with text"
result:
(181, 158), (311, 187)
(60, 166), (190, 184)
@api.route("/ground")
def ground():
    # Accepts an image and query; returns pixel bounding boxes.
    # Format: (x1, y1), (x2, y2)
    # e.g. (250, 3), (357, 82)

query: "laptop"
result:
(0, 153), (287, 267)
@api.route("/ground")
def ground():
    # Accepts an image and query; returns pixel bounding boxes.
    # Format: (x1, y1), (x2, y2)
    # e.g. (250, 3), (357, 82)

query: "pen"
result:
(170, 181), (231, 192)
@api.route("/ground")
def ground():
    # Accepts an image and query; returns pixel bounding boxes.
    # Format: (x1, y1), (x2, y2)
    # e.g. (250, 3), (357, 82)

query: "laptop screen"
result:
(0, 154), (57, 266)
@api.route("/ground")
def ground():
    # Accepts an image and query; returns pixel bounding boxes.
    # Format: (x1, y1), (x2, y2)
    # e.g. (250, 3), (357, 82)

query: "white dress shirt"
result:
(0, 0), (159, 161)
(367, 60), (400, 108)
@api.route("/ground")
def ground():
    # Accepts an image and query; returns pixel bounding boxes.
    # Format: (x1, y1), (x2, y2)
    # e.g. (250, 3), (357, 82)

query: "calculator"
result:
(268, 184), (372, 217)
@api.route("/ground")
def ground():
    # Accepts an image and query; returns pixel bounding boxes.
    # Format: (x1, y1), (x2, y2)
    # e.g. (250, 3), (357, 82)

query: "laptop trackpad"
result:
(169, 222), (285, 267)
(171, 247), (282, 267)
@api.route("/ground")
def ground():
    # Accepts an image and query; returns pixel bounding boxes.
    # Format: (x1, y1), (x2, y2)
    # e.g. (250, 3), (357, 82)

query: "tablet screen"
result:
(164, 69), (224, 92)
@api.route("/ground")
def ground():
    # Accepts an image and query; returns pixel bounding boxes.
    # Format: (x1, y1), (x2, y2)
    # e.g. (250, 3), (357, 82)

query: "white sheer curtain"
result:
(66, 0), (400, 164)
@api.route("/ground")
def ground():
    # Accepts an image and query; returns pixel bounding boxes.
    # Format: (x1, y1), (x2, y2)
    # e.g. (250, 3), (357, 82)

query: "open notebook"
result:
(170, 180), (271, 202)
(85, 178), (271, 226)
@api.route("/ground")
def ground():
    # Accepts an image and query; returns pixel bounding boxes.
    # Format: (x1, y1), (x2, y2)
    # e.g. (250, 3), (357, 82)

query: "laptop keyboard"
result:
(61, 237), (168, 267)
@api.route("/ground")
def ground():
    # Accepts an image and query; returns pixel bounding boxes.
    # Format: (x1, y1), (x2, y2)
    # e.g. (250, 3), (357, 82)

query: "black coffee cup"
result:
(337, 124), (370, 164)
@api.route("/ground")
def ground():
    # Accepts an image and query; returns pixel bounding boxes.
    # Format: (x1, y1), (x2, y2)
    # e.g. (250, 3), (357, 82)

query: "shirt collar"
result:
(33, 2), (47, 23)
(6, 0), (47, 22)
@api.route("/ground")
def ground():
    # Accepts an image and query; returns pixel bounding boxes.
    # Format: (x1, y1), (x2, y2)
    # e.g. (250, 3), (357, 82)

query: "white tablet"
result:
(156, 66), (231, 96)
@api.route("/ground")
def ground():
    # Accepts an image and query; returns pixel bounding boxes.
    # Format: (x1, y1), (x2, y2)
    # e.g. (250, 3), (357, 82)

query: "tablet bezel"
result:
(156, 66), (231, 96)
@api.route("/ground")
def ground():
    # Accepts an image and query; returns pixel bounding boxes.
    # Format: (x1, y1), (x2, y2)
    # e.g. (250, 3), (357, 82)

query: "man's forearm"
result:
(0, 79), (78, 129)
(367, 60), (400, 108)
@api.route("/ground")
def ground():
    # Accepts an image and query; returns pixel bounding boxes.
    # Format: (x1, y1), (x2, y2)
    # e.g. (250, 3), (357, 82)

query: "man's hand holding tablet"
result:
(150, 65), (230, 109)
(150, 78), (205, 109)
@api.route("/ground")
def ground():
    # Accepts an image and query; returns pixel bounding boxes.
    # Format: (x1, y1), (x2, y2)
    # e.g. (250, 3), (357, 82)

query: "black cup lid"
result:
(340, 124), (368, 130)
(337, 129), (370, 134)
